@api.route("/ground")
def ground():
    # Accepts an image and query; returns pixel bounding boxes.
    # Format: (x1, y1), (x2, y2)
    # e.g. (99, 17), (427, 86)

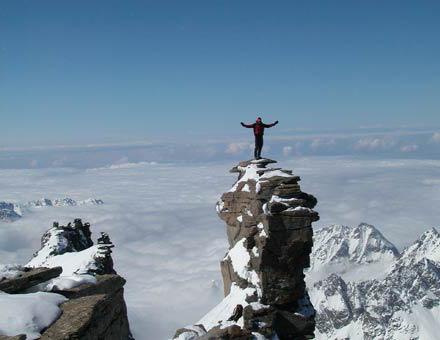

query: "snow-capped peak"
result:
(0, 201), (22, 222)
(310, 223), (398, 271)
(398, 227), (440, 266)
(309, 225), (440, 340)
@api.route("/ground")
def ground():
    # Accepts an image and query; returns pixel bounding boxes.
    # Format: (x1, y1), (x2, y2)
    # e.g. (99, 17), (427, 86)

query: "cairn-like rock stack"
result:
(174, 159), (319, 340)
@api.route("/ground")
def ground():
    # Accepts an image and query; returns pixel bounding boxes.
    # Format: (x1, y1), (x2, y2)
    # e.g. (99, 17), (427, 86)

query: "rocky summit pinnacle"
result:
(173, 159), (319, 340)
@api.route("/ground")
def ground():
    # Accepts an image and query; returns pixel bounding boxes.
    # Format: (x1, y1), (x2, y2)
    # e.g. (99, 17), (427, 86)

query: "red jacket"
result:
(242, 121), (277, 136)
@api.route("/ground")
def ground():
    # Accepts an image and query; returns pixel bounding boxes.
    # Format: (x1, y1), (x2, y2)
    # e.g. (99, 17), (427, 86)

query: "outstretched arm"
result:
(263, 120), (279, 128)
(241, 122), (254, 128)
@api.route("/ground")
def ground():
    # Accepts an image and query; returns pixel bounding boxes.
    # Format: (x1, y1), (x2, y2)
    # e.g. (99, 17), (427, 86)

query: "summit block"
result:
(174, 159), (319, 340)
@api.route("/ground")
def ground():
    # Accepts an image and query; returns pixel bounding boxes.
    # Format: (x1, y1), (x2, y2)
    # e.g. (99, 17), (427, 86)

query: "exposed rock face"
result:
(174, 159), (319, 339)
(0, 219), (132, 340)
(0, 266), (62, 293)
(40, 275), (131, 340)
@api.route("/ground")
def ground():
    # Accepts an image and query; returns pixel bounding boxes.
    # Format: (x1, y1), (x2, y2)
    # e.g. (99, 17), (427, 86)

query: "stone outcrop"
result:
(0, 219), (132, 340)
(27, 219), (116, 276)
(40, 275), (131, 340)
(174, 159), (319, 340)
(0, 266), (62, 293)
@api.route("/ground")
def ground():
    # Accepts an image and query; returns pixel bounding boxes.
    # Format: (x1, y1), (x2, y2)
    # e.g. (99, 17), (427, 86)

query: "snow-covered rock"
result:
(0, 291), (67, 339)
(27, 219), (115, 276)
(174, 158), (319, 339)
(0, 219), (131, 339)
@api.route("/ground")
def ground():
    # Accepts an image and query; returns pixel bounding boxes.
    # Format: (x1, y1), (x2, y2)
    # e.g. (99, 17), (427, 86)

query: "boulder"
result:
(0, 266), (62, 294)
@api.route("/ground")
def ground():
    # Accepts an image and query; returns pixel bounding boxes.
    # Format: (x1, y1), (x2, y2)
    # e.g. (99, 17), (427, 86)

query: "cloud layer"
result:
(1, 158), (440, 338)
(2, 127), (440, 169)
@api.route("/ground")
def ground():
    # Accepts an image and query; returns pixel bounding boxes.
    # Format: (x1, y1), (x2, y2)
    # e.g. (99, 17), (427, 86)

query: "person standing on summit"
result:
(241, 117), (279, 159)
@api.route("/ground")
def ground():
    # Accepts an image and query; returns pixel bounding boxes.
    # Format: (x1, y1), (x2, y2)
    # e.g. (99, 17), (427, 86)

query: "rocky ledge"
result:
(173, 159), (319, 340)
(0, 219), (132, 340)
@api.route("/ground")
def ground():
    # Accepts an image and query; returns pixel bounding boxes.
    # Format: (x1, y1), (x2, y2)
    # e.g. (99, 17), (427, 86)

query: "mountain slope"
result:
(309, 224), (440, 340)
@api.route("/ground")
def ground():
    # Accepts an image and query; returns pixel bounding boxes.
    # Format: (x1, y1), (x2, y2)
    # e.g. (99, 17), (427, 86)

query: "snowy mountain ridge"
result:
(0, 197), (104, 223)
(310, 223), (399, 271)
(309, 223), (440, 340)
(396, 228), (440, 267)
(0, 201), (22, 222)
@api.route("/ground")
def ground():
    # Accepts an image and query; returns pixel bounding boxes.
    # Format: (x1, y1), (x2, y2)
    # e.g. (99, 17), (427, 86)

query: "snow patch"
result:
(27, 245), (103, 276)
(31, 274), (97, 292)
(229, 165), (260, 193)
(197, 284), (256, 331)
(0, 291), (67, 339)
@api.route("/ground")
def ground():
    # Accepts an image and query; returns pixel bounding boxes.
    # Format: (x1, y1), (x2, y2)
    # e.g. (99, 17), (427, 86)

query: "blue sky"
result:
(1, 1), (440, 146)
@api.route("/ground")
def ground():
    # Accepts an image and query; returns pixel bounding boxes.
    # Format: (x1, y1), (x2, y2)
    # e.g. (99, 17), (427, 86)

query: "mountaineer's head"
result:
(256, 117), (262, 123)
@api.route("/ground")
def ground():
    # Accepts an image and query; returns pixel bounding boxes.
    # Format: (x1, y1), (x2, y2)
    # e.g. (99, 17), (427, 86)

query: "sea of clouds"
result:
(2, 150), (440, 338)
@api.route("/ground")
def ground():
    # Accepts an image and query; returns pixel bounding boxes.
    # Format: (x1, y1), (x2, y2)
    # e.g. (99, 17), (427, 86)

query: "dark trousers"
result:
(254, 135), (264, 159)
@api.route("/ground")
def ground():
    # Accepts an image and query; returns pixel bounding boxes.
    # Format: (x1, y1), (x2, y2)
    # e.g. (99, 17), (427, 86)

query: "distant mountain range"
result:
(0, 202), (22, 222)
(308, 223), (440, 339)
(0, 198), (104, 222)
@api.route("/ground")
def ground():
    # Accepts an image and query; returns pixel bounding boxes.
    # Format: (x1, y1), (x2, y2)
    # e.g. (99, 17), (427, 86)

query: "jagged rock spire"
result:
(174, 159), (319, 339)
(27, 219), (116, 275)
